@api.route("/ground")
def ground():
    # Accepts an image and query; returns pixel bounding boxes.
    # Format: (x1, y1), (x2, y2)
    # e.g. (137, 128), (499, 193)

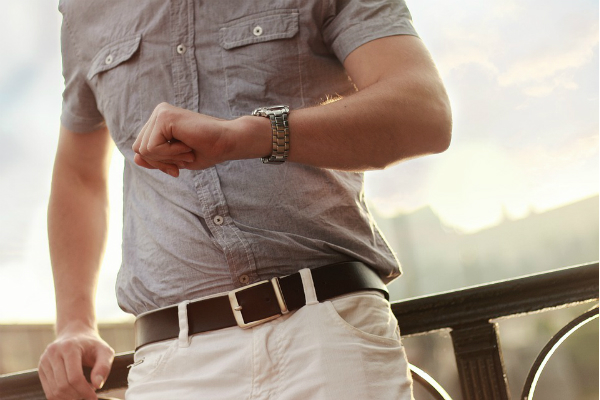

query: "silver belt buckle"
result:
(228, 277), (289, 329)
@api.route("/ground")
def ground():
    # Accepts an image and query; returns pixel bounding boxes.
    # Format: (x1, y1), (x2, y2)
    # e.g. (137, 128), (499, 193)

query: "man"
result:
(39, 0), (451, 399)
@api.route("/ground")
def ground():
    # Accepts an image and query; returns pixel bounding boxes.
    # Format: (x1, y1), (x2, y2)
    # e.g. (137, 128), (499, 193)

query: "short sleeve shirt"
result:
(59, 0), (419, 315)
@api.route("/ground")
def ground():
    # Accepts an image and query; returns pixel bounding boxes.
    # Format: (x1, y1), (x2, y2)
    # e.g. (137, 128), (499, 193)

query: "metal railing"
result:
(394, 262), (599, 399)
(1, 262), (597, 400)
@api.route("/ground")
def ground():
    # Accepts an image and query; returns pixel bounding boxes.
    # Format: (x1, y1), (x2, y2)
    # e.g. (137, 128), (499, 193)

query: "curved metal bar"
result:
(521, 306), (599, 400)
(409, 364), (453, 400)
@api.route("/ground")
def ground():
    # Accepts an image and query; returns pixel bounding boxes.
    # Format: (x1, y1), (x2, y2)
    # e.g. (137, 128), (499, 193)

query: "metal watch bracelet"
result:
(252, 105), (290, 164)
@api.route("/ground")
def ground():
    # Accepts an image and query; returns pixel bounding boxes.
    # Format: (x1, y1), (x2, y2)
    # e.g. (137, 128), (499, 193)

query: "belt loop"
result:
(178, 300), (191, 347)
(299, 268), (318, 305)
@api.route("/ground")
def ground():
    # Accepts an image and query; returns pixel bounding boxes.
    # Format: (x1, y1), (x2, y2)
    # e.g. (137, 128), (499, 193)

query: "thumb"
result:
(90, 346), (114, 390)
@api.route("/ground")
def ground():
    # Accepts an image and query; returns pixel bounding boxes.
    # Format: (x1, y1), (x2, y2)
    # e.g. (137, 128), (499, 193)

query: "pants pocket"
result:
(127, 339), (178, 386)
(325, 291), (402, 347)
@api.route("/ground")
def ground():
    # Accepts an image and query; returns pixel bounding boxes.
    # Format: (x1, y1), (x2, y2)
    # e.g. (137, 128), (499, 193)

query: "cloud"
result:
(521, 72), (580, 97)
(412, 0), (599, 98)
(516, 134), (599, 174)
(367, 0), (598, 227)
(498, 26), (598, 90)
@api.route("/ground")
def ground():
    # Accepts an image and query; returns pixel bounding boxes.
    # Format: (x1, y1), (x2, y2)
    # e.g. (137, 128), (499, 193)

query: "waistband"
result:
(134, 261), (388, 350)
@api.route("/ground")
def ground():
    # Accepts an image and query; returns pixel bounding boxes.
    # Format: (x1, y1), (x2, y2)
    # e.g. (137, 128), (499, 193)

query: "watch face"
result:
(252, 105), (290, 117)
(268, 105), (290, 112)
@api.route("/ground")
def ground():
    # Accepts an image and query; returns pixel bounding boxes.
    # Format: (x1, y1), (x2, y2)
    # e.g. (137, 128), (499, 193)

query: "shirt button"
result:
(252, 26), (263, 36)
(105, 54), (113, 64)
(239, 275), (250, 285)
(176, 44), (187, 54)
(213, 215), (224, 225)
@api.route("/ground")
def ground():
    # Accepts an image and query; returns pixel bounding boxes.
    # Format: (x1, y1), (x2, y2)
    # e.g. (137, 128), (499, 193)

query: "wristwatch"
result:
(252, 105), (290, 164)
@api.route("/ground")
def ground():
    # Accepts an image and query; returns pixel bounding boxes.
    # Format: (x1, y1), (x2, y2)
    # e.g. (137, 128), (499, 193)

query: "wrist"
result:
(56, 319), (98, 337)
(229, 116), (272, 161)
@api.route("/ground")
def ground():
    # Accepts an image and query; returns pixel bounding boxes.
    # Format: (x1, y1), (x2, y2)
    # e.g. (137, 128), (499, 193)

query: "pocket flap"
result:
(219, 10), (298, 50)
(87, 34), (141, 80)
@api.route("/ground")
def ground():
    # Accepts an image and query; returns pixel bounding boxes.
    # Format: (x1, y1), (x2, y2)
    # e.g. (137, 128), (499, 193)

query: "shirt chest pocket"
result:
(88, 34), (142, 148)
(219, 9), (305, 117)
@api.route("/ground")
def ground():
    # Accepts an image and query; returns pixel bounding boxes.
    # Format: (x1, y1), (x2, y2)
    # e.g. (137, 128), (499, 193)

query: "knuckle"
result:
(63, 344), (79, 355)
(45, 344), (59, 357)
(66, 374), (83, 387)
(57, 381), (71, 393)
(38, 359), (50, 373)
(61, 339), (82, 352)
(39, 350), (49, 363)
(155, 102), (170, 115)
(105, 346), (116, 357)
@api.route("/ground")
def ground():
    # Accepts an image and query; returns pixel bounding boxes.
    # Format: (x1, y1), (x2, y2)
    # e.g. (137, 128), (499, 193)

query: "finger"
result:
(139, 111), (159, 156)
(135, 154), (179, 173)
(38, 365), (58, 400)
(134, 154), (158, 169)
(39, 354), (62, 399)
(132, 113), (154, 153)
(135, 154), (180, 177)
(146, 141), (194, 158)
(170, 149), (195, 163)
(146, 122), (173, 153)
(48, 355), (81, 399)
(40, 359), (70, 400)
(135, 147), (195, 165)
(140, 152), (195, 166)
(89, 346), (115, 390)
(64, 349), (97, 398)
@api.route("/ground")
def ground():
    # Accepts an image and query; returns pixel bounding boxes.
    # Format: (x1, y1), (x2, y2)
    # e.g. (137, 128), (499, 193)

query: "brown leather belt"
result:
(134, 261), (388, 350)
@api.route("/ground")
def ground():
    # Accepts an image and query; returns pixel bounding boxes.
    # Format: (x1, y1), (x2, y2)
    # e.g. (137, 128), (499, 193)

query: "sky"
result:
(0, 0), (597, 322)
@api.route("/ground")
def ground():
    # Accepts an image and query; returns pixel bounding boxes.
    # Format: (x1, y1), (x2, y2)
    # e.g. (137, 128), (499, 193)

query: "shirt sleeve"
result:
(59, 7), (105, 133)
(322, 0), (419, 64)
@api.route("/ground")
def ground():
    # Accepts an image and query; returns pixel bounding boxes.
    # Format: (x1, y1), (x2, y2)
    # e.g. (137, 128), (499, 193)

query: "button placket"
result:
(193, 167), (259, 291)
(169, 0), (198, 111)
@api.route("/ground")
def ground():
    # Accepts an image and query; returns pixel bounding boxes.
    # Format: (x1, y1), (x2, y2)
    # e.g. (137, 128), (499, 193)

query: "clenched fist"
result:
(132, 103), (271, 177)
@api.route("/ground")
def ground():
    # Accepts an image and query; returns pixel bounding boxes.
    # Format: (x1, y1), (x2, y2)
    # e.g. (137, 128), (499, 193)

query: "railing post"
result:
(451, 322), (510, 400)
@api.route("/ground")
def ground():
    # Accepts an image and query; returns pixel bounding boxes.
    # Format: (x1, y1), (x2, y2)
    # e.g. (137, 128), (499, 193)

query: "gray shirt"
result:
(59, 0), (418, 315)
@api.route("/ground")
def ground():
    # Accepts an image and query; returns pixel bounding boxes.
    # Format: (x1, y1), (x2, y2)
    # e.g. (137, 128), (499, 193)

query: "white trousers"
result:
(126, 269), (414, 399)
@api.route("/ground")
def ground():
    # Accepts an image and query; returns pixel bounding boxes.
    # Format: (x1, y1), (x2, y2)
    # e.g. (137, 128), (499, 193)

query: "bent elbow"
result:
(433, 107), (453, 154)
(368, 95), (453, 170)
(427, 98), (453, 155)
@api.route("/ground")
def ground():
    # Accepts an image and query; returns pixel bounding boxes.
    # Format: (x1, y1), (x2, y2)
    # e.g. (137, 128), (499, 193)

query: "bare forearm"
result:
(48, 126), (113, 334)
(235, 74), (451, 171)
(231, 36), (451, 171)
(49, 175), (109, 333)
(289, 79), (450, 170)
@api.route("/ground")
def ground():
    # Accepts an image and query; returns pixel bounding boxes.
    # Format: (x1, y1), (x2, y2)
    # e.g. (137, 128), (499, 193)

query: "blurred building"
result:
(378, 195), (599, 300)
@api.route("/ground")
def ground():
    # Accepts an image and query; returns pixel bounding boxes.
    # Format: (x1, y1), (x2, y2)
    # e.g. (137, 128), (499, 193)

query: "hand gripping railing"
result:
(0, 262), (597, 399)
